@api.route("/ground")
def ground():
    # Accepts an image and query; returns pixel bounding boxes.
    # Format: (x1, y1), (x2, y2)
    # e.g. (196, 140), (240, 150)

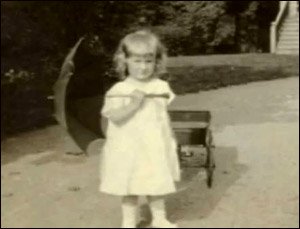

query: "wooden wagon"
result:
(169, 110), (216, 188)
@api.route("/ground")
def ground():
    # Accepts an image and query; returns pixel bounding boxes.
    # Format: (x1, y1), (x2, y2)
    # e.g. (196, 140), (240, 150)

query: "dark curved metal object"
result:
(53, 37), (116, 152)
(53, 37), (84, 129)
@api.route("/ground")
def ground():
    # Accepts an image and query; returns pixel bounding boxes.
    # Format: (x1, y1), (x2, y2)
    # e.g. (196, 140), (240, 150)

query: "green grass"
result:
(166, 54), (299, 94)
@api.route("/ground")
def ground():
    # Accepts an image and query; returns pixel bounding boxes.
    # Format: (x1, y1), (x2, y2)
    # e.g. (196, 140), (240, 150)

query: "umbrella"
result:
(53, 37), (84, 129)
(52, 37), (171, 153)
(53, 37), (116, 152)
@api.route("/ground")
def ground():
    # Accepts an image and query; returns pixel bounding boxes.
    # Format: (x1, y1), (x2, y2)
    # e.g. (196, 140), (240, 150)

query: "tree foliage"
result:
(1, 1), (279, 75)
(1, 1), (279, 136)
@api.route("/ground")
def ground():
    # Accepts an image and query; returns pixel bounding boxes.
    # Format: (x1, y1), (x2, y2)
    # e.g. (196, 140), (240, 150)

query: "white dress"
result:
(99, 77), (181, 196)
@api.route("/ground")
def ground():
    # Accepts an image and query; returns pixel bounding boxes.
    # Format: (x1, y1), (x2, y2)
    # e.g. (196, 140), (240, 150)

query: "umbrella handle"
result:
(106, 93), (170, 99)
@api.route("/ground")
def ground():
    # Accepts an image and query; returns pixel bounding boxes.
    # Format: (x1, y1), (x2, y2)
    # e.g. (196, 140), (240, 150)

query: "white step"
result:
(277, 48), (299, 52)
(279, 36), (299, 41)
(280, 28), (299, 33)
(278, 42), (299, 47)
(276, 51), (299, 55)
(281, 24), (299, 29)
(278, 43), (299, 48)
(281, 25), (299, 30)
(277, 43), (299, 49)
(277, 46), (299, 51)
(280, 31), (299, 35)
(277, 44), (299, 48)
(279, 37), (299, 42)
(283, 18), (299, 23)
(280, 32), (299, 37)
(282, 26), (299, 31)
(281, 29), (299, 33)
(277, 47), (299, 52)
(276, 50), (299, 55)
(277, 46), (299, 50)
(280, 36), (299, 41)
(281, 22), (299, 26)
(285, 19), (299, 23)
(283, 20), (299, 24)
(282, 23), (299, 28)
(283, 22), (299, 26)
(275, 15), (299, 55)
(277, 41), (299, 46)
(285, 17), (299, 22)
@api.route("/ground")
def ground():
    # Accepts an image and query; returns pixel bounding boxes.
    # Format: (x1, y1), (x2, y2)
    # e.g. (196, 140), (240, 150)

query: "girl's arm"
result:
(103, 90), (145, 125)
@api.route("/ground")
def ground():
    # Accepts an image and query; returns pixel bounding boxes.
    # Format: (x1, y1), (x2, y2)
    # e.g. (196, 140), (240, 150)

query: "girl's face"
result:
(125, 43), (156, 81)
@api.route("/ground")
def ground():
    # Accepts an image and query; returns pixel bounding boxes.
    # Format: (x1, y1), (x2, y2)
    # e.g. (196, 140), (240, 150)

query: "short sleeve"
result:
(100, 83), (125, 117)
(165, 82), (176, 105)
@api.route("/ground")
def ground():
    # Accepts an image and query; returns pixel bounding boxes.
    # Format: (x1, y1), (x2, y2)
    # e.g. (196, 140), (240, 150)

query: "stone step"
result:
(278, 42), (299, 47)
(277, 42), (299, 48)
(282, 25), (299, 30)
(277, 41), (299, 46)
(281, 23), (299, 28)
(280, 34), (299, 40)
(277, 45), (299, 50)
(283, 19), (299, 22)
(285, 16), (299, 22)
(281, 25), (299, 30)
(280, 31), (299, 35)
(279, 40), (299, 43)
(279, 35), (299, 39)
(284, 19), (299, 22)
(277, 46), (299, 51)
(280, 28), (299, 33)
(282, 21), (299, 25)
(279, 36), (299, 42)
(276, 49), (299, 54)
(280, 30), (299, 36)
(283, 21), (299, 25)
(276, 50), (299, 55)
(281, 22), (299, 26)
(277, 48), (299, 52)
(278, 40), (299, 45)
(277, 46), (299, 49)
(281, 28), (299, 32)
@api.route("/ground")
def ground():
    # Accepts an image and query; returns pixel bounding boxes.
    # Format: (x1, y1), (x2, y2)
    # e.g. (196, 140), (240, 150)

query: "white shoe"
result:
(121, 223), (136, 228)
(152, 219), (178, 228)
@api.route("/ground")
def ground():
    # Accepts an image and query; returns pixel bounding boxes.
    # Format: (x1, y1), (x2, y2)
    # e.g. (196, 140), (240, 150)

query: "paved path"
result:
(1, 77), (299, 228)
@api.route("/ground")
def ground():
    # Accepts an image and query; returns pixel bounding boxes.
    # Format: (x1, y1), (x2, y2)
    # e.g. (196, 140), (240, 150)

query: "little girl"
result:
(99, 30), (180, 228)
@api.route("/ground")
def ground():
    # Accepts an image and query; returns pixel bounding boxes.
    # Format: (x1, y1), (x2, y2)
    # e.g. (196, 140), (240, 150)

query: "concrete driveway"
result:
(1, 77), (299, 228)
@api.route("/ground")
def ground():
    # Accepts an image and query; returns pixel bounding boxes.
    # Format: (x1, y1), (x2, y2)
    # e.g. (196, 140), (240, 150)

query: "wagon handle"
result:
(106, 93), (170, 99)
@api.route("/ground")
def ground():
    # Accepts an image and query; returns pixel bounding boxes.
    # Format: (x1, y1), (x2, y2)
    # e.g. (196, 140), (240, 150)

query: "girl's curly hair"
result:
(113, 30), (167, 79)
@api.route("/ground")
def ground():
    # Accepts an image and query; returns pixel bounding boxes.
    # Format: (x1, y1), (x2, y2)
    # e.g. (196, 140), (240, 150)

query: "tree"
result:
(151, 1), (228, 54)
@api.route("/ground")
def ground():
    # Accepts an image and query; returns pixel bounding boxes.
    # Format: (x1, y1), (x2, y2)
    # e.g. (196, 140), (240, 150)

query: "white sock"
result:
(148, 197), (177, 227)
(149, 198), (166, 221)
(121, 203), (136, 228)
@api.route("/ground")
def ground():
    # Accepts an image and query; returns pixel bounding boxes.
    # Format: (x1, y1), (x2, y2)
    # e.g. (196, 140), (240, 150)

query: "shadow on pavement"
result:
(138, 146), (248, 227)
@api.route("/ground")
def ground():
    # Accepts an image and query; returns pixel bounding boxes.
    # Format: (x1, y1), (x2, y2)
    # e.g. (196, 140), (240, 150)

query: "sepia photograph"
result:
(1, 1), (299, 228)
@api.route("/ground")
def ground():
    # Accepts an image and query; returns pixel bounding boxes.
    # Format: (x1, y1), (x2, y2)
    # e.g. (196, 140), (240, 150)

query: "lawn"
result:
(166, 54), (299, 94)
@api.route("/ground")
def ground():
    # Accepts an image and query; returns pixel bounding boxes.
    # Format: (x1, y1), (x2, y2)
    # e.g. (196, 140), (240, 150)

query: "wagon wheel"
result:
(205, 128), (216, 188)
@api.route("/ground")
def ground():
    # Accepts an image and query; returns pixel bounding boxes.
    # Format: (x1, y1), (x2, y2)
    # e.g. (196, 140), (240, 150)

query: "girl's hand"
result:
(130, 89), (146, 108)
